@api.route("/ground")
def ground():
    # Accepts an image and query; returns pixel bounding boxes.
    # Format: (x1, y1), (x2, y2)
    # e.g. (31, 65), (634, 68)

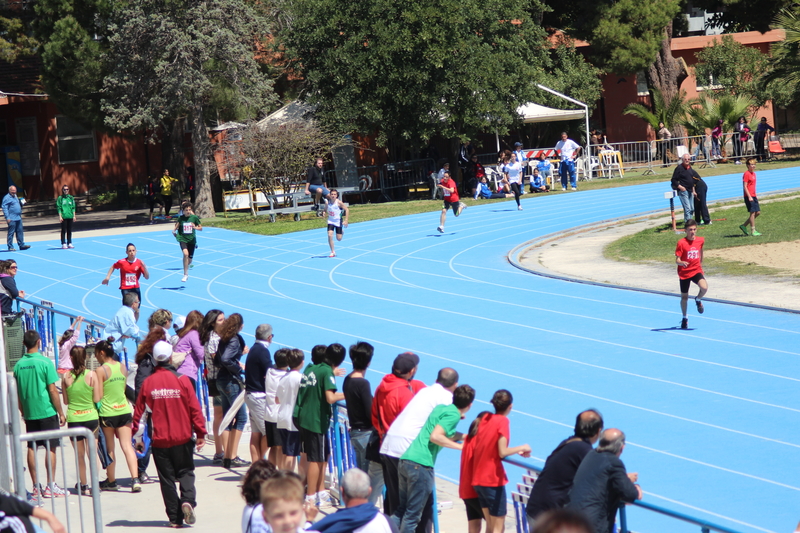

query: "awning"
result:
(257, 100), (316, 128)
(516, 102), (585, 123)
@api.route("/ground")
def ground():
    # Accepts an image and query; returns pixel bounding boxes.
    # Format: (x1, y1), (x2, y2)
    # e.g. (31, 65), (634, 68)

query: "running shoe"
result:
(316, 491), (333, 509)
(62, 244), (68, 249)
(561, 187), (566, 191)
(44, 483), (66, 498)
(751, 230), (762, 236)
(230, 456), (251, 468)
(99, 479), (119, 491)
(437, 226), (444, 233)
(131, 480), (142, 493)
(181, 275), (188, 282)
(138, 472), (152, 484)
(739, 224), (749, 236)
(27, 485), (43, 506)
(212, 453), (224, 464)
(182, 502), (196, 525)
(7, 247), (15, 251)
(571, 187), (577, 191)
(329, 252), (336, 258)
(68, 243), (74, 248)
(518, 205), (523, 211)
(75, 483), (92, 496)
(695, 299), (704, 314)
(19, 244), (30, 250)
(680, 317), (689, 330)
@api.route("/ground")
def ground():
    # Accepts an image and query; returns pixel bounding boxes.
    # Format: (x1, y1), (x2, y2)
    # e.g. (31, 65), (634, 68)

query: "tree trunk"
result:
(190, 105), (214, 218)
(646, 22), (689, 138)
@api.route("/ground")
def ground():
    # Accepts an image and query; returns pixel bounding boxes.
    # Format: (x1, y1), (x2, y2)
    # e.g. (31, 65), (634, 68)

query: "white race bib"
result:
(182, 222), (193, 234)
(125, 273), (137, 286)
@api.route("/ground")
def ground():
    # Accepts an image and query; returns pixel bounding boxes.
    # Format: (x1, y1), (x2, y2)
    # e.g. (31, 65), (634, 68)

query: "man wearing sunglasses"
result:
(56, 185), (77, 249)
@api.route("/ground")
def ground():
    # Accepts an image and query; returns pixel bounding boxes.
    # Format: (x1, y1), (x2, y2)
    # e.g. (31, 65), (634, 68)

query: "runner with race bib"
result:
(325, 189), (349, 258)
(173, 201), (202, 283)
(102, 243), (150, 312)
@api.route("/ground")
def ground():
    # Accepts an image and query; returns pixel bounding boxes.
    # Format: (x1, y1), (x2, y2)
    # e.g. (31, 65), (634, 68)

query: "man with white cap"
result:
(133, 341), (206, 528)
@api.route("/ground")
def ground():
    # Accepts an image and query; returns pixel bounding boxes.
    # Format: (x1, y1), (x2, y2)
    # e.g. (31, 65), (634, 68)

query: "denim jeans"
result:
(217, 375), (247, 431)
(308, 184), (330, 199)
(7, 219), (24, 248)
(559, 159), (576, 188)
(677, 189), (694, 223)
(350, 429), (384, 506)
(393, 459), (434, 533)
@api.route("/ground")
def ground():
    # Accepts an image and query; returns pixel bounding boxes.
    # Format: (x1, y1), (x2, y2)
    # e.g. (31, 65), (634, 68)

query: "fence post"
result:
(7, 376), (27, 497)
(618, 504), (629, 533)
(0, 318), (10, 493)
(643, 141), (656, 176)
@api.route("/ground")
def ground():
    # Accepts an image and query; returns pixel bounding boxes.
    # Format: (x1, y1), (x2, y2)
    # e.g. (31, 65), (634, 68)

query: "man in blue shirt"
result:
(2, 186), (30, 251)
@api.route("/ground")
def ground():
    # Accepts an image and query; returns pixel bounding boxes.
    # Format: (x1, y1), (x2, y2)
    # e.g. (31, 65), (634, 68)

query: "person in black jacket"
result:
(216, 313), (250, 469)
(244, 323), (273, 464)
(671, 154), (700, 224)
(0, 491), (66, 533)
(566, 429), (642, 533)
(525, 410), (604, 527)
(0, 259), (24, 315)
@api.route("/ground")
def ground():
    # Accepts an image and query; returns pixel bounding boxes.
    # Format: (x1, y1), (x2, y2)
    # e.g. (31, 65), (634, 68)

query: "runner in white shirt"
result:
(502, 153), (524, 211)
(326, 189), (349, 258)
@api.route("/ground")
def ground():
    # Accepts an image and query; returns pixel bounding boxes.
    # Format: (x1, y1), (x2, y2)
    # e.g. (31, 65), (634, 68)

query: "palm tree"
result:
(679, 93), (755, 159)
(623, 87), (690, 133)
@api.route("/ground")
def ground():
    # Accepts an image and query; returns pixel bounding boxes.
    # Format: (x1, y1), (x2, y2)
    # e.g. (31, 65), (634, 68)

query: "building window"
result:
(696, 73), (722, 91)
(636, 71), (649, 96)
(56, 116), (97, 164)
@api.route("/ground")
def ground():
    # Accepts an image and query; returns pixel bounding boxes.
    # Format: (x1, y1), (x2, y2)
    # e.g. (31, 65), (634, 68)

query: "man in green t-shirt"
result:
(173, 201), (202, 283)
(393, 384), (475, 533)
(293, 343), (345, 508)
(13, 330), (66, 498)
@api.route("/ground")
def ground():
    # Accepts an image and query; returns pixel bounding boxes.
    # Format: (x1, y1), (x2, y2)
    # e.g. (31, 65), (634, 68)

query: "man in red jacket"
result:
(133, 341), (206, 528)
(372, 352), (425, 516)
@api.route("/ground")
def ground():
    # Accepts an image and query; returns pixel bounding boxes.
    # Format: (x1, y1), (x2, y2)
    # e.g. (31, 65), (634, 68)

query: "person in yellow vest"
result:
(160, 170), (180, 217)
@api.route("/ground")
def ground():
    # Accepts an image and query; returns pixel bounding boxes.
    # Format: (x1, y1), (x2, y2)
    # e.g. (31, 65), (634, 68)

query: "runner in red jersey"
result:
(675, 219), (708, 329)
(102, 243), (150, 316)
(436, 171), (466, 233)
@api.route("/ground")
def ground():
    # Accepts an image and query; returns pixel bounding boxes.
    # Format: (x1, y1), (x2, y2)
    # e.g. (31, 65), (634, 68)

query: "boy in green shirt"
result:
(293, 343), (345, 508)
(13, 330), (66, 499)
(173, 201), (202, 283)
(393, 384), (475, 533)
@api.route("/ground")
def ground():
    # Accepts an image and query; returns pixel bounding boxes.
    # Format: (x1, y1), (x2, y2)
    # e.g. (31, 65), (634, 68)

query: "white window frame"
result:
(696, 73), (723, 92)
(56, 115), (98, 164)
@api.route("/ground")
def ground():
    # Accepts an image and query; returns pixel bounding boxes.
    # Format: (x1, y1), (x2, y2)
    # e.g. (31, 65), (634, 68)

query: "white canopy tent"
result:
(516, 102), (586, 123)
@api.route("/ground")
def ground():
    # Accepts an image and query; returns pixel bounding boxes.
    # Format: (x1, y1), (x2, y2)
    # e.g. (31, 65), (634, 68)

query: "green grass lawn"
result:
(604, 194), (800, 277)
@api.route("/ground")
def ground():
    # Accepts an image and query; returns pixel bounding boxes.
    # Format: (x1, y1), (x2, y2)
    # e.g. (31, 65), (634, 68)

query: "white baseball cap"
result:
(153, 340), (173, 363)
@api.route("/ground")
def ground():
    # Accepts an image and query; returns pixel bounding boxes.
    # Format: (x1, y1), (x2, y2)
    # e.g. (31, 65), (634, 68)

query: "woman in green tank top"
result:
(95, 340), (141, 493)
(61, 345), (101, 496)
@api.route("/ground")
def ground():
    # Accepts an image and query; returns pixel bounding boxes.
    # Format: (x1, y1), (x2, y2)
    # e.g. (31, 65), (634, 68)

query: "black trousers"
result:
(152, 440), (196, 525)
(510, 182), (522, 206)
(60, 218), (73, 244)
(694, 181), (710, 224)
(162, 194), (173, 216)
(381, 453), (432, 533)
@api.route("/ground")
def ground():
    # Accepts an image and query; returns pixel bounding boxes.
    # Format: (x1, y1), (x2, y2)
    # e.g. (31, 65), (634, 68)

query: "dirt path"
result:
(518, 217), (800, 311)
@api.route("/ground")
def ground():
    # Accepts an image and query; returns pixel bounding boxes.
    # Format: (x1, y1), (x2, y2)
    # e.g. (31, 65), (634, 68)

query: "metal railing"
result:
(504, 455), (744, 533)
(6, 376), (104, 532)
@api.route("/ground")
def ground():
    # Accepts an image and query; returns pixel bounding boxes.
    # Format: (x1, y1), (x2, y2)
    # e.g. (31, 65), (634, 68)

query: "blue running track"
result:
(16, 167), (800, 533)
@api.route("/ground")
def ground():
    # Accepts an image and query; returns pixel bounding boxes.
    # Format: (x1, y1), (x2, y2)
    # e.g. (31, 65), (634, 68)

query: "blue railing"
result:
(502, 455), (745, 533)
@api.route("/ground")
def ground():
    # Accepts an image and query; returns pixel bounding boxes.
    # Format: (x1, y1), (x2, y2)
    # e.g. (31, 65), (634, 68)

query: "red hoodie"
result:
(132, 366), (207, 448)
(371, 373), (426, 439)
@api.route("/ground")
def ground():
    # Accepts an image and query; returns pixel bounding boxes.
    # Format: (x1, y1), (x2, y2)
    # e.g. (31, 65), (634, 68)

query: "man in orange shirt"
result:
(675, 219), (708, 329)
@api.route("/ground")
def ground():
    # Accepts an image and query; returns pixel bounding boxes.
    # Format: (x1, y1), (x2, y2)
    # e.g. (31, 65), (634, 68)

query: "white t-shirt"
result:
(555, 138), (581, 160)
(277, 370), (303, 430)
(503, 161), (523, 184)
(264, 367), (287, 423)
(380, 383), (453, 458)
(241, 504), (271, 533)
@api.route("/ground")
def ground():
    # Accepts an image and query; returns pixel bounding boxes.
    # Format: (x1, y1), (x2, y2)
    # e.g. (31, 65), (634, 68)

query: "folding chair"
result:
(768, 136), (786, 160)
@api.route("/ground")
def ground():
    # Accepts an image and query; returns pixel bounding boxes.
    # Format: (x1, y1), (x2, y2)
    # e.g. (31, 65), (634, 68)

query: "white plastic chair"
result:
(599, 151), (622, 178)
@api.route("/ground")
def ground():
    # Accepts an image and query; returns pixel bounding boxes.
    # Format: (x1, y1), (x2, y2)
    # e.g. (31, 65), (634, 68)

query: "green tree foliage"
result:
(622, 87), (690, 130)
(0, 8), (37, 63)
(100, 0), (277, 217)
(692, 0), (792, 33)
(279, 0), (588, 161)
(693, 35), (787, 109)
(34, 0), (111, 127)
(542, 0), (681, 74)
(766, 6), (800, 108)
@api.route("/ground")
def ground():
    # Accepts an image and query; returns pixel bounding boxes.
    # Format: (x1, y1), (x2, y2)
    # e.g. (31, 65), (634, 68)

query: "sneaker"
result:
(99, 479), (119, 491)
(43, 483), (66, 498)
(231, 456), (251, 468)
(680, 317), (689, 330)
(739, 224), (749, 236)
(437, 226), (444, 233)
(181, 502), (196, 525)
(75, 483), (92, 496)
(138, 472), (152, 484)
(132, 480), (142, 493)
(181, 275), (188, 282)
(149, 220), (155, 225)
(19, 244), (30, 250)
(169, 522), (183, 528)
(311, 204), (319, 211)
(316, 491), (333, 509)
(329, 252), (336, 258)
(68, 243), (74, 248)
(751, 230), (762, 236)
(62, 244), (68, 249)
(706, 221), (712, 225)
(561, 187), (567, 191)
(212, 453), (224, 465)
(7, 247), (15, 251)
(27, 485), (43, 506)
(456, 202), (466, 216)
(695, 299), (704, 314)
(305, 494), (317, 507)
(517, 205), (523, 211)
(571, 187), (577, 191)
